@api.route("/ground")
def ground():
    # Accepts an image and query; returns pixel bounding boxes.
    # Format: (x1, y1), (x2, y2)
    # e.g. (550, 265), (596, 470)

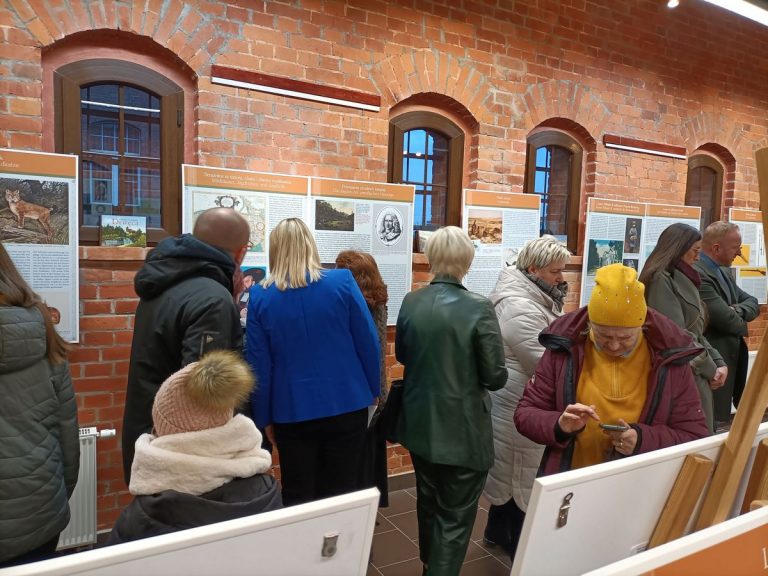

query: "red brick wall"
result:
(3, 0), (768, 530)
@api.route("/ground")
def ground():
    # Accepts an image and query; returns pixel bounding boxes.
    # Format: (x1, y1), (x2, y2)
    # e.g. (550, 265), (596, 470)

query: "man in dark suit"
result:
(693, 221), (759, 428)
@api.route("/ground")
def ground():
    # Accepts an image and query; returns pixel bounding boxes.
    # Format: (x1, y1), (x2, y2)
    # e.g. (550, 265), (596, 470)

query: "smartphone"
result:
(599, 423), (629, 432)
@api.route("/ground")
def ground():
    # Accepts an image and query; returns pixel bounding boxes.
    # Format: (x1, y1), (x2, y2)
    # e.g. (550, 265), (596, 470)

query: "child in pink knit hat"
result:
(108, 350), (281, 544)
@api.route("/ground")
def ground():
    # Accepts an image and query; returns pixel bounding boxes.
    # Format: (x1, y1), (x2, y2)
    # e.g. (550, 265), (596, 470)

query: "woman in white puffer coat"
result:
(482, 235), (570, 561)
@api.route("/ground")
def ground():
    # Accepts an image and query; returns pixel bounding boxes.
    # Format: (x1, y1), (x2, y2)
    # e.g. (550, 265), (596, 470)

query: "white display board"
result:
(584, 505), (768, 576)
(182, 167), (414, 326)
(729, 208), (767, 304)
(2, 489), (379, 576)
(309, 178), (414, 325)
(511, 423), (768, 576)
(182, 165), (310, 278)
(461, 190), (541, 297)
(0, 149), (80, 342)
(581, 199), (701, 305)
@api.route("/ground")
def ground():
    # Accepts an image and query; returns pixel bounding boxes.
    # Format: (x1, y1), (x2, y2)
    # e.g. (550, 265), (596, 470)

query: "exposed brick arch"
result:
(8, 1), (218, 73)
(513, 80), (612, 139)
(41, 29), (197, 161)
(527, 117), (597, 255)
(529, 117), (597, 152)
(689, 143), (737, 216)
(368, 51), (492, 125)
(681, 113), (749, 158)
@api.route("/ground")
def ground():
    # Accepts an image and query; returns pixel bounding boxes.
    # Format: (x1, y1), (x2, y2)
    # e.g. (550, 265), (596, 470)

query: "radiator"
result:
(57, 427), (98, 550)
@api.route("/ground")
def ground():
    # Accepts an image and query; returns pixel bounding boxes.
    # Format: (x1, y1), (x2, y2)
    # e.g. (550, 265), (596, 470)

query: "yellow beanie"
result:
(588, 263), (647, 327)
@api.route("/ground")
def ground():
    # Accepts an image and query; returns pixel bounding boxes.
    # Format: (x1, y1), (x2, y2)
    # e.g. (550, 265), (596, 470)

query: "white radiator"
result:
(57, 427), (98, 550)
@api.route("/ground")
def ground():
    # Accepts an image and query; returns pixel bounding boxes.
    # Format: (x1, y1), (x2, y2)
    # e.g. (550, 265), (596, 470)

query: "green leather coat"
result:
(395, 275), (507, 471)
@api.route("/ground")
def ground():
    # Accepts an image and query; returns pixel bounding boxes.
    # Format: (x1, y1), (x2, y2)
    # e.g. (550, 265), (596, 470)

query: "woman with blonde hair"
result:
(246, 218), (380, 506)
(0, 243), (78, 566)
(395, 226), (507, 576)
(483, 235), (570, 561)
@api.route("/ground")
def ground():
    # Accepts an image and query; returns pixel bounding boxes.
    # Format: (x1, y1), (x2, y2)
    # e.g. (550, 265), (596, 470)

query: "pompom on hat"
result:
(588, 263), (647, 328)
(152, 350), (255, 437)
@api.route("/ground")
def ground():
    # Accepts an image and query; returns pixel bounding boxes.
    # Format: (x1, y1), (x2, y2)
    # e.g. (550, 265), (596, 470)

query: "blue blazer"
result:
(246, 268), (380, 428)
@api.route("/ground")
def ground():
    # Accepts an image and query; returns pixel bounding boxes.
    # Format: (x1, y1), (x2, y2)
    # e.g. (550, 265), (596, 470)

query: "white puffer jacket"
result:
(483, 267), (562, 511)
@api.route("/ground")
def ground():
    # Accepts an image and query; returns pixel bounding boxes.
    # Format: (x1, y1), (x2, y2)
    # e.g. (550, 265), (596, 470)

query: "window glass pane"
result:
(80, 82), (163, 228)
(414, 190), (424, 228)
(402, 128), (449, 231)
(407, 129), (427, 156)
(124, 86), (151, 110)
(534, 171), (548, 194)
(407, 157), (425, 182)
(536, 146), (549, 168)
(83, 84), (118, 105)
(529, 144), (571, 239)
(686, 165), (718, 229)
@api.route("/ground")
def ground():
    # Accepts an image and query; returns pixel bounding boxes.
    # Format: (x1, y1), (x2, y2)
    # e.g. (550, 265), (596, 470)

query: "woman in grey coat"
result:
(640, 223), (727, 433)
(0, 244), (78, 567)
(482, 235), (570, 561)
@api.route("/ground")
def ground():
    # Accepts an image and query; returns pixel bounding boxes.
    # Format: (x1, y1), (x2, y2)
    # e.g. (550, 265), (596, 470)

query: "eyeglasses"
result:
(246, 240), (254, 249)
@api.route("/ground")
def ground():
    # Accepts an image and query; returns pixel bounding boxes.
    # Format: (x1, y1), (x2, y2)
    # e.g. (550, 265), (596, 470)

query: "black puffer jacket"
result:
(0, 306), (79, 563)
(107, 475), (282, 544)
(122, 235), (242, 483)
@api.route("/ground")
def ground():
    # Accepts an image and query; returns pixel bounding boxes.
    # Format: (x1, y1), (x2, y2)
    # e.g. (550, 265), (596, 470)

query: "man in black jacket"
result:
(122, 208), (251, 483)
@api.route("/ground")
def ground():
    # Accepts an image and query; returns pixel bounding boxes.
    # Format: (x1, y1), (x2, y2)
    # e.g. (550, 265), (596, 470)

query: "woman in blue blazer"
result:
(246, 217), (380, 505)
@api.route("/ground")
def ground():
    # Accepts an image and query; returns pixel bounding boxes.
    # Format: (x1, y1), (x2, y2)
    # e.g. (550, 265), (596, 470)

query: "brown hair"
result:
(335, 250), (388, 308)
(639, 223), (701, 286)
(0, 243), (70, 363)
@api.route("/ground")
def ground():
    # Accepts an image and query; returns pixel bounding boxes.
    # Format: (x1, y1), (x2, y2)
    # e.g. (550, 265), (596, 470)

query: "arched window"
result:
(686, 155), (723, 229)
(388, 112), (464, 241)
(54, 59), (184, 244)
(524, 131), (582, 253)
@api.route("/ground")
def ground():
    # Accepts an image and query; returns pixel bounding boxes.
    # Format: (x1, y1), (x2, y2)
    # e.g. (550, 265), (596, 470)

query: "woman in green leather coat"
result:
(395, 226), (507, 576)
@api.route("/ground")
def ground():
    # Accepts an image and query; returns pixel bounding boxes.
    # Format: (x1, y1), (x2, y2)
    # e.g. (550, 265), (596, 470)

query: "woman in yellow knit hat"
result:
(515, 263), (708, 475)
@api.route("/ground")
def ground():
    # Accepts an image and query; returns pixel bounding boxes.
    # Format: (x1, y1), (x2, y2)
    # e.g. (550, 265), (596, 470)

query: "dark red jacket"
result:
(514, 307), (708, 476)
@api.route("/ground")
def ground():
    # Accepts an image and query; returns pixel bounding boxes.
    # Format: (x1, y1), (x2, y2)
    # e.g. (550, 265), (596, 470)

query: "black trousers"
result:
(411, 453), (487, 576)
(273, 408), (368, 506)
(484, 498), (526, 562)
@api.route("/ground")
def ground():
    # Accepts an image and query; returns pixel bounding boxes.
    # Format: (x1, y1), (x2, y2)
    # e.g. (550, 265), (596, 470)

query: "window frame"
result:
(686, 154), (724, 229)
(524, 130), (583, 254)
(54, 59), (184, 245)
(388, 111), (464, 234)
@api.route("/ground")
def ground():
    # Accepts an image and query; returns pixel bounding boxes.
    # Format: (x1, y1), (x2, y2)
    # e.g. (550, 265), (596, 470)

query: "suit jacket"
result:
(693, 254), (759, 416)
(246, 268), (380, 428)
(395, 275), (507, 471)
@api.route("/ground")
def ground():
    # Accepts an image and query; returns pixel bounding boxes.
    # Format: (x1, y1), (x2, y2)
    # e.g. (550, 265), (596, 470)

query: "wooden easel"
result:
(649, 148), (768, 546)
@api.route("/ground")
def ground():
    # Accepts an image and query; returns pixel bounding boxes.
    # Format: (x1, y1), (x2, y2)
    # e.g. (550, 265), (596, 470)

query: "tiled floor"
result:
(368, 489), (511, 576)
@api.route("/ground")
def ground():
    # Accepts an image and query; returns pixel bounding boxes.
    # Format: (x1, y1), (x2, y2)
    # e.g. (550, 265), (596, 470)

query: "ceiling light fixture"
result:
(699, 0), (768, 27)
(667, 0), (680, 8)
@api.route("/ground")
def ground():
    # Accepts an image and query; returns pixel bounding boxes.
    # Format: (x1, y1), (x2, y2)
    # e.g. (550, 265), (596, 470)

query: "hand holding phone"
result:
(599, 422), (629, 432)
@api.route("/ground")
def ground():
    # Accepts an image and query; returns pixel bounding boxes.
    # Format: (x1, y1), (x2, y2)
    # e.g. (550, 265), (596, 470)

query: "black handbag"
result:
(375, 379), (404, 443)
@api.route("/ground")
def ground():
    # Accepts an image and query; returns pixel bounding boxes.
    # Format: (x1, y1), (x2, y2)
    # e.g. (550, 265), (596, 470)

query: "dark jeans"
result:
(411, 453), (487, 576)
(484, 498), (526, 562)
(273, 408), (368, 506)
(0, 534), (60, 568)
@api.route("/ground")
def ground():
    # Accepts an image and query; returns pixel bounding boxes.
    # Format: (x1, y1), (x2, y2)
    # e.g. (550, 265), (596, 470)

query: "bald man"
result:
(122, 208), (251, 483)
